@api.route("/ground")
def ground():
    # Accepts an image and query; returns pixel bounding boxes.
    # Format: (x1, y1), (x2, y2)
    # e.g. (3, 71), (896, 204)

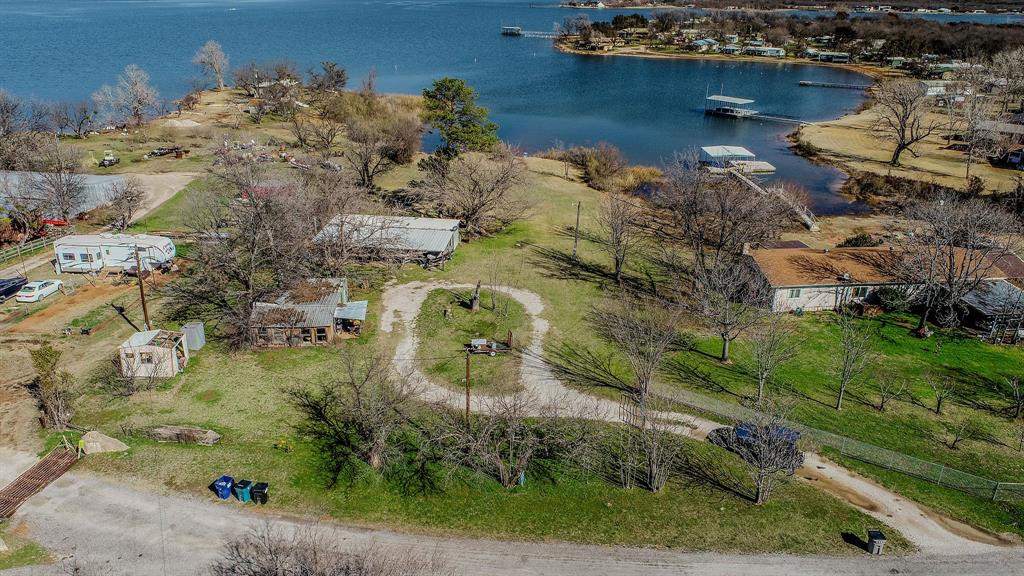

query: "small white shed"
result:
(118, 330), (189, 379)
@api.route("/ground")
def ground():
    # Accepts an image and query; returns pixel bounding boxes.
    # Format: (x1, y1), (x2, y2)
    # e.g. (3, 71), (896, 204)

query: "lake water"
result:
(0, 0), (885, 213)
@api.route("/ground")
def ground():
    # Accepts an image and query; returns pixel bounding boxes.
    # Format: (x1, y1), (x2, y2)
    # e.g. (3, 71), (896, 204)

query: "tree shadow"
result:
(539, 340), (633, 394)
(662, 355), (745, 399)
(675, 444), (755, 503)
(529, 244), (648, 294)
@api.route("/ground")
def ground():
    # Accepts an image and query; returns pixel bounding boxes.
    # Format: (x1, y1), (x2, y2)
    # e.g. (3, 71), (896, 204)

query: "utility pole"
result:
(135, 249), (151, 330)
(571, 201), (581, 262)
(464, 351), (471, 423)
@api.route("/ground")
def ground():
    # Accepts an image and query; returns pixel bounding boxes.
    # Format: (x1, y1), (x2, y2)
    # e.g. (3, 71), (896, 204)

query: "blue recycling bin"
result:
(213, 475), (234, 500)
(233, 479), (253, 502)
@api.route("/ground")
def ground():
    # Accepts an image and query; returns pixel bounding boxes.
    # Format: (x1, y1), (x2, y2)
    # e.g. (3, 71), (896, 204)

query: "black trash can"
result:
(252, 482), (269, 505)
(867, 530), (886, 555)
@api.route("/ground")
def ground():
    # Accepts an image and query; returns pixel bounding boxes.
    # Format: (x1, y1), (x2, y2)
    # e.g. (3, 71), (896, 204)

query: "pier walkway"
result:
(728, 169), (819, 231)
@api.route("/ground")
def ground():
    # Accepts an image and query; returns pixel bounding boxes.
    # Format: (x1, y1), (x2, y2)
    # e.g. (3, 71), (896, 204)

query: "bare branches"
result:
(210, 523), (457, 576)
(33, 141), (86, 221)
(92, 64), (158, 127)
(873, 376), (907, 412)
(288, 348), (420, 483)
(341, 113), (422, 188)
(742, 312), (801, 406)
(830, 309), (874, 411)
(595, 193), (646, 285)
(416, 146), (527, 237)
(28, 344), (76, 430)
(895, 192), (1020, 330)
(872, 78), (946, 167)
(193, 40), (229, 90)
(730, 399), (802, 505)
(690, 257), (772, 363)
(105, 176), (145, 231)
(1001, 377), (1024, 420)
(926, 372), (957, 415)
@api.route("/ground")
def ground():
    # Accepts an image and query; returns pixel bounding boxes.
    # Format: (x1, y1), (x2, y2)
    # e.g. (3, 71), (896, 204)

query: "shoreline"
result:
(554, 40), (893, 81)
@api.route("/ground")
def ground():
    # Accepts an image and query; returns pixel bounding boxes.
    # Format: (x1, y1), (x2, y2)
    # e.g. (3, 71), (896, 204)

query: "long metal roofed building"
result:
(0, 171), (126, 218)
(317, 214), (461, 265)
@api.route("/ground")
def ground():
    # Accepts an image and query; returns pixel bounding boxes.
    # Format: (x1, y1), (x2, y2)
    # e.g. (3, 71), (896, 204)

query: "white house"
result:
(54, 233), (175, 274)
(748, 247), (906, 312)
(118, 329), (189, 379)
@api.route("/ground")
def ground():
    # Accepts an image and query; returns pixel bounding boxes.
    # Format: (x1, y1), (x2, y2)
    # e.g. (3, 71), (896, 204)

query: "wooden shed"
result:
(250, 278), (353, 347)
(118, 330), (189, 379)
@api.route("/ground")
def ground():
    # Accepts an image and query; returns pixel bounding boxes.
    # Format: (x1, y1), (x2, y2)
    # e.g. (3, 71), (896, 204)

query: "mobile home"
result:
(54, 233), (176, 274)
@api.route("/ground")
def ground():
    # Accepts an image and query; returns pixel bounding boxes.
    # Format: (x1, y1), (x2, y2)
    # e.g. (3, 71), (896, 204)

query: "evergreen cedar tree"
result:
(420, 78), (499, 154)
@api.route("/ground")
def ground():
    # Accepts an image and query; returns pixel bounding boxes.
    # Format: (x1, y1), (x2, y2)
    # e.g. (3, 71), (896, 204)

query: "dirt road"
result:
(379, 281), (1014, 556)
(0, 448), (1021, 576)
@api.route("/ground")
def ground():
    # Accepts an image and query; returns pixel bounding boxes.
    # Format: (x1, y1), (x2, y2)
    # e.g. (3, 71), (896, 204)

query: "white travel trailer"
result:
(54, 233), (176, 274)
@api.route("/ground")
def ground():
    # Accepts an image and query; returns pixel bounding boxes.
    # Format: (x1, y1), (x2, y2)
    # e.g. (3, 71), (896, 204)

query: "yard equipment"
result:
(143, 146), (189, 160)
(212, 475), (234, 500)
(466, 331), (514, 357)
(98, 150), (119, 168)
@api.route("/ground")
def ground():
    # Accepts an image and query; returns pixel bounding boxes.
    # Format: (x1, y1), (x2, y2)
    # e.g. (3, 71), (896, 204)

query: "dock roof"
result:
(706, 95), (755, 105)
(700, 145), (755, 159)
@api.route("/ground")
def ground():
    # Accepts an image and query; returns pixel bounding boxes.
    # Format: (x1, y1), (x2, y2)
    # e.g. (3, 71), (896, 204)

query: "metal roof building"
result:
(700, 145), (756, 167)
(0, 171), (125, 217)
(318, 214), (461, 263)
(250, 278), (366, 346)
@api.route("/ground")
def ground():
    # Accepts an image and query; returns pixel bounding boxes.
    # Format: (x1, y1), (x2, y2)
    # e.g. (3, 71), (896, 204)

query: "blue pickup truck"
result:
(0, 277), (28, 303)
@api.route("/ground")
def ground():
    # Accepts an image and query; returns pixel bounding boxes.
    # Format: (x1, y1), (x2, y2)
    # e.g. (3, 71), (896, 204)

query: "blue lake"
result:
(0, 0), (888, 213)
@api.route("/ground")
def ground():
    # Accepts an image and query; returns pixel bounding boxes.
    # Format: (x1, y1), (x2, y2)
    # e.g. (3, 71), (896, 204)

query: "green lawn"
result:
(71, 342), (912, 555)
(128, 176), (213, 233)
(416, 288), (530, 393)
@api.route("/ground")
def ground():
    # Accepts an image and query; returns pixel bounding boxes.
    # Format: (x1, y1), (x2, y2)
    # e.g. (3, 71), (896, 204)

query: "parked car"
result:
(15, 280), (64, 303)
(0, 276), (29, 302)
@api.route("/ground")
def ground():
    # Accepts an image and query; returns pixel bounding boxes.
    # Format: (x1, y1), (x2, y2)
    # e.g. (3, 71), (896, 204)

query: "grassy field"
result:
(53, 154), (927, 554)
(797, 105), (1022, 195)
(416, 288), (530, 393)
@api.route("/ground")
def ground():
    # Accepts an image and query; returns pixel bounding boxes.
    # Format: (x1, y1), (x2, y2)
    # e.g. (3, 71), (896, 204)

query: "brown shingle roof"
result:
(749, 247), (901, 288)
(750, 247), (1023, 288)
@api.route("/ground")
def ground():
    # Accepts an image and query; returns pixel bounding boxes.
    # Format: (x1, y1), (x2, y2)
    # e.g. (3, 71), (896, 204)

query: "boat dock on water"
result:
(699, 145), (776, 174)
(704, 95), (759, 118)
(501, 26), (523, 36)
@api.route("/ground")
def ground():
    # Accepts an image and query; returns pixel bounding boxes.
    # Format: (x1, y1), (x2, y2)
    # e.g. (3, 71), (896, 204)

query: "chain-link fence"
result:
(653, 384), (1024, 505)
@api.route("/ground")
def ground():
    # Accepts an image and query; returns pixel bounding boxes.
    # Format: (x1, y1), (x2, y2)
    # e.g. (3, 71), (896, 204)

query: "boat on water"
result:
(501, 26), (523, 36)
(704, 95), (758, 118)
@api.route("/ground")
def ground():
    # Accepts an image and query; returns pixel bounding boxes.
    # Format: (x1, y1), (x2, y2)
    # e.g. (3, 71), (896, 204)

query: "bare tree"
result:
(954, 92), (996, 183)
(595, 194), (646, 285)
(93, 64), (159, 127)
(288, 349), (419, 482)
(743, 312), (801, 405)
(617, 396), (682, 492)
(731, 399), (803, 505)
(925, 372), (957, 415)
(896, 193), (1019, 330)
(211, 523), (457, 576)
(193, 40), (229, 90)
(1001, 377), (1024, 420)
(830, 308), (873, 411)
(33, 142), (86, 221)
(342, 114), (421, 188)
(690, 258), (772, 363)
(991, 47), (1024, 114)
(873, 78), (945, 166)
(431, 389), (595, 489)
(658, 150), (790, 269)
(28, 345), (75, 431)
(105, 176), (145, 231)
(417, 145), (526, 237)
(588, 296), (680, 405)
(943, 416), (980, 450)
(873, 376), (907, 412)
(106, 350), (162, 397)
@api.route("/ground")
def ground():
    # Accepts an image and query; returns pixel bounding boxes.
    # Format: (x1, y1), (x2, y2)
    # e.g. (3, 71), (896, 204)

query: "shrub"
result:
(837, 233), (882, 248)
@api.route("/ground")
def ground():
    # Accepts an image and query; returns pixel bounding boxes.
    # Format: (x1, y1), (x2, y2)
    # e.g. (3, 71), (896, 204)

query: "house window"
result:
(139, 352), (154, 364)
(315, 327), (328, 342)
(62, 253), (75, 262)
(788, 289), (802, 299)
(123, 352), (136, 364)
(852, 286), (870, 298)
(79, 253), (93, 262)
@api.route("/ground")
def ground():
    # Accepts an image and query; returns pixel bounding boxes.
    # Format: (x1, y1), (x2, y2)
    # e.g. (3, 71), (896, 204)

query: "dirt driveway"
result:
(0, 448), (1022, 576)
